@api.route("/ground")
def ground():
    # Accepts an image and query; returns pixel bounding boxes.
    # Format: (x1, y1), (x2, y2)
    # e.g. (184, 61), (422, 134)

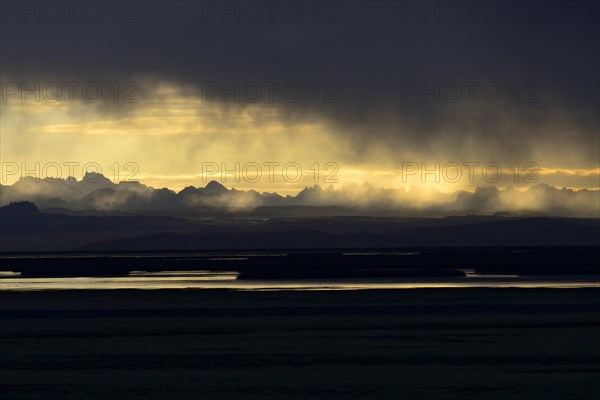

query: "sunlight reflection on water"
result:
(1, 271), (600, 291)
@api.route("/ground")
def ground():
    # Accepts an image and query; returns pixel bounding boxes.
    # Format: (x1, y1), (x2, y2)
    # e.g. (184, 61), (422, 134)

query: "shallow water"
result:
(1, 271), (600, 291)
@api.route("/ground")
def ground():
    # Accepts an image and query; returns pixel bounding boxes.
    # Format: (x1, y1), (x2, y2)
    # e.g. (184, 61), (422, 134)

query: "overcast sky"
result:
(1, 0), (598, 193)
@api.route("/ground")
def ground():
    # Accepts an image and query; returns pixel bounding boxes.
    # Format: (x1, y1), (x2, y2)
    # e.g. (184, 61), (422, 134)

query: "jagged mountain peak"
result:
(203, 180), (229, 194)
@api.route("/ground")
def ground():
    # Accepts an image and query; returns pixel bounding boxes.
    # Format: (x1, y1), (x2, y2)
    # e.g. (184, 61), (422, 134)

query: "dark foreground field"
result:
(1, 289), (600, 400)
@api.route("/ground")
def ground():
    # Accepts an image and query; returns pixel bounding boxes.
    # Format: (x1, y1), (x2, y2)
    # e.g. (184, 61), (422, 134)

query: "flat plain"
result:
(1, 288), (599, 400)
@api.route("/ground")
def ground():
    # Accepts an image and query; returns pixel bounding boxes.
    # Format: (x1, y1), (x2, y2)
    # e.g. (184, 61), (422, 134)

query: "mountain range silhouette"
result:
(1, 173), (599, 218)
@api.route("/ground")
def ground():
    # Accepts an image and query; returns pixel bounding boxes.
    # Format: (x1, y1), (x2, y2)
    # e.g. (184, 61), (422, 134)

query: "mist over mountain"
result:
(1, 173), (598, 218)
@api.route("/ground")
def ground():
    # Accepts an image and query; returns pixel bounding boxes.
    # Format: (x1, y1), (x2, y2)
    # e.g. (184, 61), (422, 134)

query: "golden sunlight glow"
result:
(2, 82), (599, 194)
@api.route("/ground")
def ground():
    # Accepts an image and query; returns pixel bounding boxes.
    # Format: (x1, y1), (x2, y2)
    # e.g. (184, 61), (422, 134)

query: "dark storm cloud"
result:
(1, 0), (598, 164)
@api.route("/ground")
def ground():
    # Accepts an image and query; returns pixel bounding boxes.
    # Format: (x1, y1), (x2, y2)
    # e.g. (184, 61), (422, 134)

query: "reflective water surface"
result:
(1, 270), (600, 291)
